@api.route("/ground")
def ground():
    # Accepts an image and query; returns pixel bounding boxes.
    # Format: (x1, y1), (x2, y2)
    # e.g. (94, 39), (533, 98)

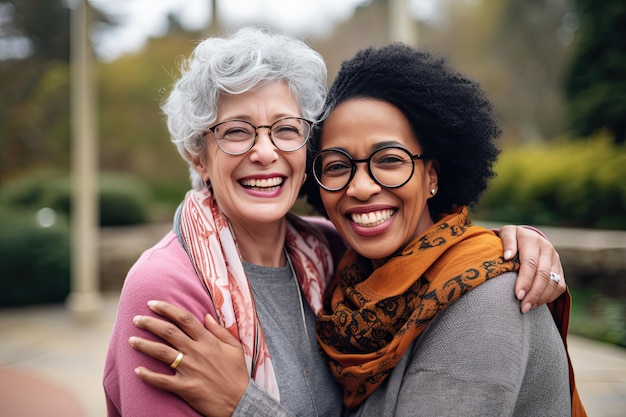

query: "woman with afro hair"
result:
(305, 43), (586, 416)
(118, 29), (578, 417)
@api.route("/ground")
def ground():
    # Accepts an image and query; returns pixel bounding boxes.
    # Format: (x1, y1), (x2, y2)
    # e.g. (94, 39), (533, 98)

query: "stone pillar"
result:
(388, 0), (417, 44)
(66, 0), (101, 322)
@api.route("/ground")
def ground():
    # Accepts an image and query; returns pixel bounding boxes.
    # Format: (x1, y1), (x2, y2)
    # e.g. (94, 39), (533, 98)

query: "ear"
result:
(426, 159), (439, 196)
(190, 154), (210, 183)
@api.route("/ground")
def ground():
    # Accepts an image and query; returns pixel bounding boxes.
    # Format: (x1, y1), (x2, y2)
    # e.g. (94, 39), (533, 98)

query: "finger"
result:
(146, 300), (207, 341)
(512, 231), (540, 303)
(204, 314), (244, 349)
(498, 225), (519, 261)
(133, 314), (191, 347)
(129, 335), (180, 366)
(519, 255), (550, 313)
(133, 366), (180, 391)
(553, 251), (567, 298)
(519, 239), (560, 311)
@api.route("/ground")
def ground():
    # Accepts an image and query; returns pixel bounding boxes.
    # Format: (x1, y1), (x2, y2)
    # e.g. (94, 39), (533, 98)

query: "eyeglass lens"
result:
(313, 146), (418, 191)
(211, 117), (311, 155)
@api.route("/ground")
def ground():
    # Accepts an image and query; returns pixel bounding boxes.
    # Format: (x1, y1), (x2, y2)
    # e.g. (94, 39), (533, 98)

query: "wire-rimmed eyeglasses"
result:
(312, 145), (428, 192)
(206, 116), (315, 156)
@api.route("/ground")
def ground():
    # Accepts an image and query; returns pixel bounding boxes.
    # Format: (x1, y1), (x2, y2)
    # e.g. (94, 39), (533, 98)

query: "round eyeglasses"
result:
(312, 145), (428, 192)
(206, 116), (315, 156)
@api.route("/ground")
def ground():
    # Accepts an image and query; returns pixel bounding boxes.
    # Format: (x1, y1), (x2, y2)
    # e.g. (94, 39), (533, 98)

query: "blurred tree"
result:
(564, 0), (626, 144)
(97, 27), (195, 191)
(0, 0), (112, 183)
(480, 0), (575, 142)
(0, 0), (69, 181)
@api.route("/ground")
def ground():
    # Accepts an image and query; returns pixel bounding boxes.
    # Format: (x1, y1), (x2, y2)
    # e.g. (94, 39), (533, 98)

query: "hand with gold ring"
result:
(129, 300), (250, 417)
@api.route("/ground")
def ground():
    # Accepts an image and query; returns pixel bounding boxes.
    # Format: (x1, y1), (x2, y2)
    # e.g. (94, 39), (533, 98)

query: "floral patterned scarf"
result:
(175, 188), (333, 401)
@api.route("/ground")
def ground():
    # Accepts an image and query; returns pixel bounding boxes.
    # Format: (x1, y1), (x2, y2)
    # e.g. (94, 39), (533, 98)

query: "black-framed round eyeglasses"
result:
(206, 116), (315, 156)
(312, 145), (428, 192)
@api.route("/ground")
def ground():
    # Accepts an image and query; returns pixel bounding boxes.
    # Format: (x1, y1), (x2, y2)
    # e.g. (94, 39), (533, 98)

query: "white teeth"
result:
(350, 209), (394, 227)
(240, 177), (283, 188)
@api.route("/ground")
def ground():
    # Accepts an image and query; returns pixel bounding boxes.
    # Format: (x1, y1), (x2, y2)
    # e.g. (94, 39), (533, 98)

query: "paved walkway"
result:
(0, 292), (625, 416)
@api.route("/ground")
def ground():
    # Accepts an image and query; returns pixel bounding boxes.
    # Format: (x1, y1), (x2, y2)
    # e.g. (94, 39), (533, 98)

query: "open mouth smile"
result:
(350, 209), (396, 227)
(239, 177), (284, 192)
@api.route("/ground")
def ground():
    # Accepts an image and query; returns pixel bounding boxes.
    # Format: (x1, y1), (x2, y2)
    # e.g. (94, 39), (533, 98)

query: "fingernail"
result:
(133, 315), (143, 324)
(147, 300), (158, 308)
(503, 250), (512, 260)
(517, 290), (526, 300)
(521, 303), (532, 314)
(129, 336), (137, 345)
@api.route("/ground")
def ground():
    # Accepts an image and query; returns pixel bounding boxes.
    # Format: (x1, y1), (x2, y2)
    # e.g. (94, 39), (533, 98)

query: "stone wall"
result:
(100, 222), (626, 298)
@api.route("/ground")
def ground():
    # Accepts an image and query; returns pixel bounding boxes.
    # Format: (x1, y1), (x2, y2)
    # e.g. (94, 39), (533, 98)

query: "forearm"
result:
(233, 381), (294, 417)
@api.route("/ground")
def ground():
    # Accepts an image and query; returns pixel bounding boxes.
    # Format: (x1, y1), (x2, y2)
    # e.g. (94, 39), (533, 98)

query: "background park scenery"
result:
(0, 0), (625, 348)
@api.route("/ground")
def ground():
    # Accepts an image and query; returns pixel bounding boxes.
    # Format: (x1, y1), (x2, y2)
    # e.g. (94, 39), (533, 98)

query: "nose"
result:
(249, 128), (278, 164)
(345, 163), (381, 200)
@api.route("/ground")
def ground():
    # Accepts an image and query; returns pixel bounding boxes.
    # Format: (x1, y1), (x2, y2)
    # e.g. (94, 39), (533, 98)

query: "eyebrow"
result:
(371, 140), (404, 151)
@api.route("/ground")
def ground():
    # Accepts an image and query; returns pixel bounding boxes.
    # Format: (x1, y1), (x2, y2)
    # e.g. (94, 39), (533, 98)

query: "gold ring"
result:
(170, 352), (184, 369)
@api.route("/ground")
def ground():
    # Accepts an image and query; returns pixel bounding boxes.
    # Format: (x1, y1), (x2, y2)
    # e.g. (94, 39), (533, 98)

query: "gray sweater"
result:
(348, 272), (572, 417)
(233, 269), (571, 417)
(233, 262), (343, 417)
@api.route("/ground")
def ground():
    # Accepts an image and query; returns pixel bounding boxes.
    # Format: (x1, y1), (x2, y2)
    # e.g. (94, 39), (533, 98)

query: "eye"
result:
(323, 161), (351, 176)
(372, 149), (410, 169)
(219, 122), (253, 141)
(318, 152), (352, 177)
(272, 120), (302, 138)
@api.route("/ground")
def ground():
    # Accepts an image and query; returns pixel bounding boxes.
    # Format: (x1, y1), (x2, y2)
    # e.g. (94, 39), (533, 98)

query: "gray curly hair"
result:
(161, 26), (328, 190)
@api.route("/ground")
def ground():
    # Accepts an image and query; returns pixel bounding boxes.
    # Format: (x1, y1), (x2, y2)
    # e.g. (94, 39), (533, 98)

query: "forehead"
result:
(320, 98), (420, 153)
(216, 80), (300, 121)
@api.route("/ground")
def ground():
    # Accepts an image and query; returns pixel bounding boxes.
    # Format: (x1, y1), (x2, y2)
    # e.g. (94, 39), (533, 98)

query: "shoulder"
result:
(117, 231), (214, 315)
(301, 216), (347, 268)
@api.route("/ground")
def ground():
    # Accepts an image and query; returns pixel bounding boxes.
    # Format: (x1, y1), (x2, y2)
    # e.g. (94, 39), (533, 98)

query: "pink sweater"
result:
(103, 231), (216, 416)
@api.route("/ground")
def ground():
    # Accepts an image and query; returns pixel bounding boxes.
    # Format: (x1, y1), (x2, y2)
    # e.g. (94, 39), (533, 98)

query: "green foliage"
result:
(0, 170), (152, 226)
(6, 0), (71, 61)
(569, 288), (626, 348)
(564, 0), (626, 143)
(0, 206), (70, 306)
(96, 32), (195, 186)
(99, 173), (152, 226)
(474, 137), (626, 229)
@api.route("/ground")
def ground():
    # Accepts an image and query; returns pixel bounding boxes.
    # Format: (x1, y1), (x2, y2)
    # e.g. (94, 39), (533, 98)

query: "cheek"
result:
(320, 191), (339, 216)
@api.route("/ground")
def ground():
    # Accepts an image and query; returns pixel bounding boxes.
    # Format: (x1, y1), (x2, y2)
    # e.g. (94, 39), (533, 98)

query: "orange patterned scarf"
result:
(316, 206), (586, 416)
(316, 207), (520, 408)
(175, 188), (333, 401)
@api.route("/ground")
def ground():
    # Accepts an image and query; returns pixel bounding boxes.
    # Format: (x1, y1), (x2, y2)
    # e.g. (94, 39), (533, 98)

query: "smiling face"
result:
(192, 80), (307, 231)
(319, 98), (438, 267)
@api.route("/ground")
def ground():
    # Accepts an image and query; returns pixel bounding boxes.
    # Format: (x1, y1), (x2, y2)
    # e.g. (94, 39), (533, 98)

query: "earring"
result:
(430, 189), (436, 196)
(205, 179), (212, 189)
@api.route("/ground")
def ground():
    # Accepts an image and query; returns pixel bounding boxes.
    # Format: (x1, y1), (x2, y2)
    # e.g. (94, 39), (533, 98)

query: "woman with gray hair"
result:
(103, 27), (567, 417)
(104, 26), (343, 417)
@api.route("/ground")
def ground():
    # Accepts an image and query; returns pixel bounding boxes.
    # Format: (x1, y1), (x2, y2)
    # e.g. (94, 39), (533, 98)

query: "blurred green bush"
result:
(0, 170), (153, 306)
(474, 136), (626, 230)
(569, 288), (626, 348)
(0, 170), (152, 226)
(0, 207), (70, 306)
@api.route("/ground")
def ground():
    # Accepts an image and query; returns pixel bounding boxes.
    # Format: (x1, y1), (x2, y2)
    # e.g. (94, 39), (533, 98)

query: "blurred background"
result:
(0, 0), (625, 414)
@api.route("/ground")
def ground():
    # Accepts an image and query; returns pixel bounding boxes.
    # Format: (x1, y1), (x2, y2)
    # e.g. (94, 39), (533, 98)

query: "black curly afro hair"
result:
(303, 43), (502, 219)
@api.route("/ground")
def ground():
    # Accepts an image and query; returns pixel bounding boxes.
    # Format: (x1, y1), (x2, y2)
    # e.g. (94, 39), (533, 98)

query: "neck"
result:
(231, 218), (288, 267)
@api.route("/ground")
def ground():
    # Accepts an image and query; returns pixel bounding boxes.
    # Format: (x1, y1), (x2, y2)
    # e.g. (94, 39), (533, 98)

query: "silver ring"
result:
(170, 352), (184, 369)
(549, 272), (561, 284)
